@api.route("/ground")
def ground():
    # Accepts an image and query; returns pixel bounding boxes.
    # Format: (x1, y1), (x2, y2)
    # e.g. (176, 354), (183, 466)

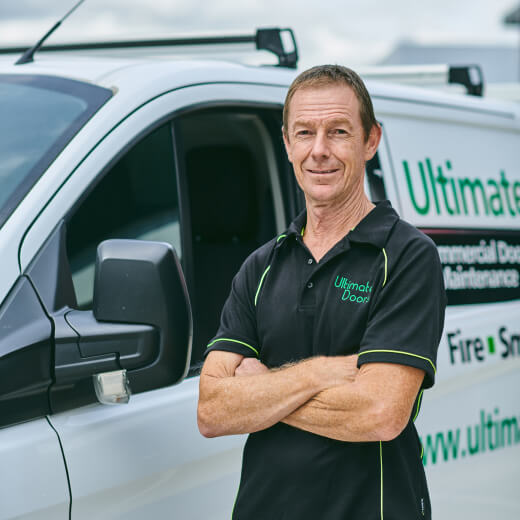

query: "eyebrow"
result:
(292, 118), (354, 130)
(292, 119), (315, 128)
(327, 118), (354, 129)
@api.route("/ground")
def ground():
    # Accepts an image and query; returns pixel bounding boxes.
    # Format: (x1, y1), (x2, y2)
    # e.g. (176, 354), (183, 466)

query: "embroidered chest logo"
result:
(334, 275), (372, 303)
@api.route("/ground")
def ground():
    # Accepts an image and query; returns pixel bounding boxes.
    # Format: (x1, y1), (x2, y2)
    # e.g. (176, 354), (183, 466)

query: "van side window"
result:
(67, 123), (181, 309)
(176, 107), (287, 371)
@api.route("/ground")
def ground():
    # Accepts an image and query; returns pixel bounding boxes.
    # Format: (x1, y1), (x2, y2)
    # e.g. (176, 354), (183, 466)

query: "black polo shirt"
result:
(206, 201), (446, 520)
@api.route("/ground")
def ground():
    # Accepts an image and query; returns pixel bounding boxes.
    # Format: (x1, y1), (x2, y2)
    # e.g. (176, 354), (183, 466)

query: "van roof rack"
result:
(359, 64), (484, 97)
(1, 27), (299, 69)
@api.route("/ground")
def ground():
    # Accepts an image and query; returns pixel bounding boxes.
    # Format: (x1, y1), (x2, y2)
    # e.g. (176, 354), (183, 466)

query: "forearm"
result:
(198, 359), (324, 437)
(282, 364), (423, 442)
(282, 383), (385, 442)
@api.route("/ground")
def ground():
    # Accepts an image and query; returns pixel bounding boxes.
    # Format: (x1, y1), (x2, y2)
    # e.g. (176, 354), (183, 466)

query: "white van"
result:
(0, 28), (518, 519)
(364, 81), (520, 519)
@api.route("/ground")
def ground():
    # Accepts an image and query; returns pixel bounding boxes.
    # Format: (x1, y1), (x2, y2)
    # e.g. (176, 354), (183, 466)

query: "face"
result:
(283, 84), (381, 207)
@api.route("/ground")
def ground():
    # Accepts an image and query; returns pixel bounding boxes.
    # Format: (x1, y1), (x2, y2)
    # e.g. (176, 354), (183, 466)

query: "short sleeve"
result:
(204, 254), (261, 359)
(358, 233), (446, 388)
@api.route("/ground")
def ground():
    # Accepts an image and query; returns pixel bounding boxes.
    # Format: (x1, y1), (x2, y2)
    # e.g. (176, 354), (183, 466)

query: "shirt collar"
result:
(348, 200), (400, 248)
(286, 210), (307, 238)
(283, 200), (399, 249)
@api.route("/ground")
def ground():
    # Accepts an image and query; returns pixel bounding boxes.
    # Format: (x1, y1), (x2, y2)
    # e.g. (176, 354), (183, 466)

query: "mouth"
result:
(307, 168), (339, 174)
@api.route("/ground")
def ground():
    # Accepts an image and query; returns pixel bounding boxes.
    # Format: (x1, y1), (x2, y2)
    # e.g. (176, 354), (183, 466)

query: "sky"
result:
(0, 0), (519, 68)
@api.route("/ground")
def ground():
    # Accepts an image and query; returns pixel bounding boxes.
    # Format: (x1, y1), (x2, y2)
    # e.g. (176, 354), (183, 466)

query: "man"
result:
(198, 65), (446, 519)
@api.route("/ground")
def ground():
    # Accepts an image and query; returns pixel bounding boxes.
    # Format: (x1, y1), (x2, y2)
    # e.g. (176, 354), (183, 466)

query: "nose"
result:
(310, 129), (330, 161)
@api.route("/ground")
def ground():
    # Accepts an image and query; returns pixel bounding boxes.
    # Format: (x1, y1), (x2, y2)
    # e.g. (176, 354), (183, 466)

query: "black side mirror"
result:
(92, 239), (192, 393)
(20, 222), (192, 414)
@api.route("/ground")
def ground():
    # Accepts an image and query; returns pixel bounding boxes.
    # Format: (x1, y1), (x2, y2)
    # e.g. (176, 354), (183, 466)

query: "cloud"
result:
(0, 1), (54, 20)
(0, 0), (517, 67)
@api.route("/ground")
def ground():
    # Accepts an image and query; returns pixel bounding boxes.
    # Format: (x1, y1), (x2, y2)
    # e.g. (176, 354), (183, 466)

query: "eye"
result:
(295, 129), (312, 138)
(332, 128), (348, 135)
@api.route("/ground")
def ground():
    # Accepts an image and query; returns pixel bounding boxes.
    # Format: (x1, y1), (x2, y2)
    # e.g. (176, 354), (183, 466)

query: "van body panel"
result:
(375, 99), (520, 230)
(0, 419), (69, 519)
(416, 301), (520, 518)
(48, 378), (245, 519)
(376, 96), (520, 518)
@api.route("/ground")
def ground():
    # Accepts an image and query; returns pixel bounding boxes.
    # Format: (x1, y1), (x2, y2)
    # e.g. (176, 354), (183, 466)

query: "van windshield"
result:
(0, 74), (112, 228)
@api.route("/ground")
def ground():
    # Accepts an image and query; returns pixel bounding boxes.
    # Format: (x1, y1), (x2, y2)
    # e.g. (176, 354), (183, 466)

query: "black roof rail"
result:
(448, 65), (484, 97)
(256, 28), (298, 69)
(358, 64), (486, 97)
(3, 27), (299, 69)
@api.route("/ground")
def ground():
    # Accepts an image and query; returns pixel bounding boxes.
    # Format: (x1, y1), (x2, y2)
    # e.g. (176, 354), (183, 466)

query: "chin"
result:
(305, 186), (343, 204)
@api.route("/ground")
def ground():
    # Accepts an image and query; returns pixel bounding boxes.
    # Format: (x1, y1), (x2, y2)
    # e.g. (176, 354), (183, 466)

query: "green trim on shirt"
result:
(207, 338), (259, 357)
(358, 349), (436, 374)
(413, 390), (424, 422)
(382, 248), (388, 287)
(254, 265), (271, 306)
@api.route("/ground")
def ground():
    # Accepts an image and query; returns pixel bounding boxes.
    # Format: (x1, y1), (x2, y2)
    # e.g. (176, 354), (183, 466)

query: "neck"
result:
(303, 191), (374, 261)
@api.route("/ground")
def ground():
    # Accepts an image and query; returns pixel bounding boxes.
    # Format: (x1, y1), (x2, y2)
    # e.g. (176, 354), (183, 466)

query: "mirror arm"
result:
(54, 309), (156, 386)
(54, 310), (118, 384)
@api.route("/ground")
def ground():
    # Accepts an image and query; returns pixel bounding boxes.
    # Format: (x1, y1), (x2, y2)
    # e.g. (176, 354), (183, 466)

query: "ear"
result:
(282, 127), (293, 163)
(364, 123), (382, 161)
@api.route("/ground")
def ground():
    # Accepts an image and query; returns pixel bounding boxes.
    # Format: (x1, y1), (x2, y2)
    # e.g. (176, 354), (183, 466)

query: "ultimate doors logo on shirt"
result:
(334, 276), (372, 303)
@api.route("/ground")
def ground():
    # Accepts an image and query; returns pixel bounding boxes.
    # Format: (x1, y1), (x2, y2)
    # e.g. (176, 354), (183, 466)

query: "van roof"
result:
(1, 53), (518, 122)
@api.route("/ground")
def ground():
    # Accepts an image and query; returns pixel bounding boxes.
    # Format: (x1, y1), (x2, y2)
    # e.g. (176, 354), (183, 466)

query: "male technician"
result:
(197, 65), (446, 519)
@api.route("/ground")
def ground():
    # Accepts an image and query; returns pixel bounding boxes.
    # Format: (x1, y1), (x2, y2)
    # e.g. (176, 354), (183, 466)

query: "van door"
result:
(0, 419), (69, 519)
(18, 83), (289, 519)
(374, 96), (520, 519)
(173, 105), (293, 368)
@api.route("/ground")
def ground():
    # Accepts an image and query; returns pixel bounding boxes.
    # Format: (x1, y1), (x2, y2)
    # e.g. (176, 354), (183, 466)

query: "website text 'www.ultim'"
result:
(420, 408), (520, 466)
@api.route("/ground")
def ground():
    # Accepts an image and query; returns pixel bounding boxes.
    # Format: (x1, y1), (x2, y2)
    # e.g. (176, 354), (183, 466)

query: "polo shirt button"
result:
(307, 282), (313, 289)
(307, 258), (313, 264)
